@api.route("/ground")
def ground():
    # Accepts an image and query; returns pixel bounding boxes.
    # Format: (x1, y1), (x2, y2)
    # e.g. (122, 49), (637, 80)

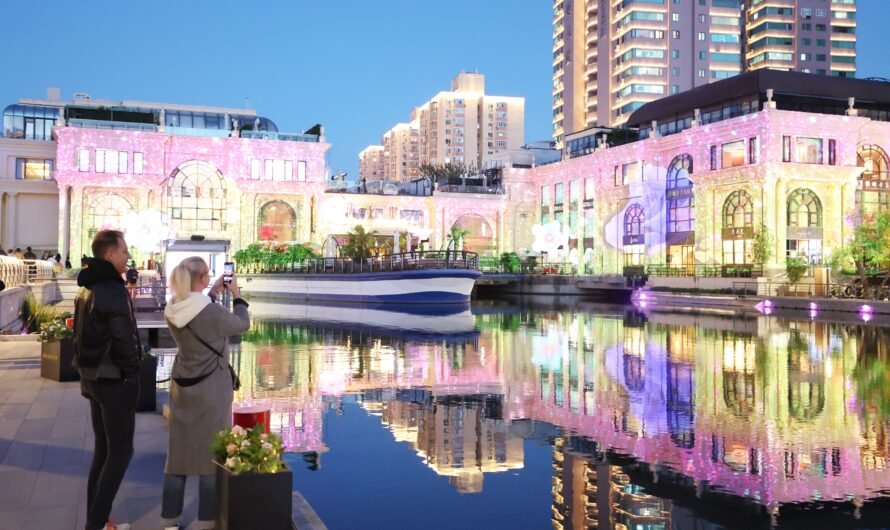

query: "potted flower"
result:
(39, 313), (79, 382)
(210, 424), (292, 530)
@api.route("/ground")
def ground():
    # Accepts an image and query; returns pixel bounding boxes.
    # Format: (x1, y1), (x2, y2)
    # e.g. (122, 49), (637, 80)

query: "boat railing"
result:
(242, 250), (479, 274)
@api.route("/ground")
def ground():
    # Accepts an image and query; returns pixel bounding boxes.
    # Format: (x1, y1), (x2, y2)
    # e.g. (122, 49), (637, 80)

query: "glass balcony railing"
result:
(68, 118), (158, 132)
(240, 130), (319, 143)
(163, 126), (231, 138)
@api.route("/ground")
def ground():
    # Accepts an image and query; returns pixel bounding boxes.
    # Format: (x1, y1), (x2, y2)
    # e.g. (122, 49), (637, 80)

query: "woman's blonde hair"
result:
(169, 256), (208, 302)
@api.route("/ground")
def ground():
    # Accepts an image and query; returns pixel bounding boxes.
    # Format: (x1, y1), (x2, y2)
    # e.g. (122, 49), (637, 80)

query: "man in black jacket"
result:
(74, 229), (142, 530)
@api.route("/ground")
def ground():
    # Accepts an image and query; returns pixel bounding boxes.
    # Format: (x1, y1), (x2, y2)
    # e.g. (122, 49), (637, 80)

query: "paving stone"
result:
(25, 400), (60, 420)
(0, 417), (23, 438)
(14, 418), (55, 442)
(50, 414), (87, 440)
(21, 505), (78, 530)
(0, 468), (38, 510)
(2, 440), (47, 471)
(33, 387), (66, 403)
(0, 402), (31, 421)
(30, 468), (83, 508)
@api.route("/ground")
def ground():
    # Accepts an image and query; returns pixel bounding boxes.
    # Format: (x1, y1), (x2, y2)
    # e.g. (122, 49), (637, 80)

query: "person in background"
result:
(81, 254), (89, 267)
(73, 229), (142, 530)
(14, 248), (24, 259)
(161, 257), (249, 530)
(126, 261), (139, 298)
(53, 253), (63, 274)
(6, 249), (12, 255)
(0, 249), (6, 256)
(65, 255), (72, 269)
(23, 246), (36, 259)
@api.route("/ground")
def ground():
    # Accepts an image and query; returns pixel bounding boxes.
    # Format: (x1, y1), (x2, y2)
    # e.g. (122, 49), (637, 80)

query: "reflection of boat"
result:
(245, 300), (479, 340)
(242, 251), (481, 304)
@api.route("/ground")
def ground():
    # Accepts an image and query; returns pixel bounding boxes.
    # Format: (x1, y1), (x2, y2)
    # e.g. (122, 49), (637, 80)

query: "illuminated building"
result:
(532, 69), (889, 277)
(552, 0), (857, 139)
(360, 72), (525, 180)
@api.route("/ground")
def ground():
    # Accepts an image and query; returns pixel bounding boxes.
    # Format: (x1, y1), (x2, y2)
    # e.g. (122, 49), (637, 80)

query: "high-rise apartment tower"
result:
(553, 0), (856, 143)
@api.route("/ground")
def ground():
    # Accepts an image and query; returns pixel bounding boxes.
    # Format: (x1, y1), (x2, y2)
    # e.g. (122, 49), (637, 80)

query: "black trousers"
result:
(82, 378), (139, 530)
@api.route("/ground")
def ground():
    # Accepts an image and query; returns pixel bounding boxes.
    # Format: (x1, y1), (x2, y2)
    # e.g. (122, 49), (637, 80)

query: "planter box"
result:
(215, 461), (293, 530)
(136, 354), (158, 413)
(40, 339), (79, 382)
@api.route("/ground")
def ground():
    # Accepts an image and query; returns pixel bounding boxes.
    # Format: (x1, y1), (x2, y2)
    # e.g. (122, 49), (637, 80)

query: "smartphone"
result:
(223, 262), (234, 285)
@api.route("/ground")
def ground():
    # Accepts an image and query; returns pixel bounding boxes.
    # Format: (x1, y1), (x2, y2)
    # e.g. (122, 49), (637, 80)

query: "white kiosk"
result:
(163, 238), (230, 286)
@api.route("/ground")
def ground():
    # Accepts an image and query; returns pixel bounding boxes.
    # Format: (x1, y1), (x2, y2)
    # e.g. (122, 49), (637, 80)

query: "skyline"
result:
(0, 0), (884, 181)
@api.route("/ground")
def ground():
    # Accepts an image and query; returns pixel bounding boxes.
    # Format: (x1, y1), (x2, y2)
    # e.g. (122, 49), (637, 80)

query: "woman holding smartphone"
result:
(161, 257), (249, 530)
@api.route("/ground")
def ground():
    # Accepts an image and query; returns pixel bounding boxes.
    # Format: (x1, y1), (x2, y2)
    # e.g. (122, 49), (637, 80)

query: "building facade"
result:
(359, 72), (525, 181)
(553, 0), (857, 141)
(532, 70), (882, 277)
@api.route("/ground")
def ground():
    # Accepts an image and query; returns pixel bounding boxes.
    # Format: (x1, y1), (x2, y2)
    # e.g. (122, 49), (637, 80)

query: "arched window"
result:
(787, 189), (822, 228)
(722, 190), (754, 229)
(85, 193), (133, 254)
(857, 145), (890, 214)
(624, 203), (645, 236)
(666, 154), (695, 268)
(258, 201), (297, 241)
(166, 160), (226, 233)
(721, 190), (755, 265)
(666, 154), (693, 190)
(451, 214), (495, 254)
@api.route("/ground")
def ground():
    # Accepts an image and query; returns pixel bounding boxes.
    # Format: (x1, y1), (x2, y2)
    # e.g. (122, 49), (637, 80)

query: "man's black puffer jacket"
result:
(73, 258), (142, 382)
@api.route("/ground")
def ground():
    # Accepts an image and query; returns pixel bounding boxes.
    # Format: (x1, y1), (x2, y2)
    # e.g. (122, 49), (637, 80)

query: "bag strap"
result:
(184, 323), (225, 360)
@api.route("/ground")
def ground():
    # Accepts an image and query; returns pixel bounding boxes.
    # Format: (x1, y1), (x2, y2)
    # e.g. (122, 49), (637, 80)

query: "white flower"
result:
(241, 440), (250, 448)
(226, 443), (237, 454)
(262, 442), (273, 450)
(225, 457), (237, 468)
(231, 425), (246, 436)
(260, 433), (268, 440)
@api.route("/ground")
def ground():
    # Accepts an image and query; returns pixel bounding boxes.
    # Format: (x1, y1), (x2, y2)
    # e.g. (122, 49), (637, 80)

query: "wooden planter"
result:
(40, 339), (79, 382)
(215, 461), (293, 530)
(136, 354), (158, 413)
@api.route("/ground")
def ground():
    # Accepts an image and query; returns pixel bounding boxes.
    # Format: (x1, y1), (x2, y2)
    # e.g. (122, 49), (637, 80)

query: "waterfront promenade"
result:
(0, 342), (324, 530)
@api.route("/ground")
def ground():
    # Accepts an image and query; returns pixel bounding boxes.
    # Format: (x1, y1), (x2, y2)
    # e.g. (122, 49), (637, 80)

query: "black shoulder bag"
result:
(172, 325), (241, 391)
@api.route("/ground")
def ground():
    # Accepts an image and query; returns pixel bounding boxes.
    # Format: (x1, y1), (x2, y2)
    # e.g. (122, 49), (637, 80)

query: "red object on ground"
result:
(233, 406), (271, 433)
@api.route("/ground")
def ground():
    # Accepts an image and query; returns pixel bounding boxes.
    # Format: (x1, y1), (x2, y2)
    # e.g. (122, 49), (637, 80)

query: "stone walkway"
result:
(0, 342), (325, 530)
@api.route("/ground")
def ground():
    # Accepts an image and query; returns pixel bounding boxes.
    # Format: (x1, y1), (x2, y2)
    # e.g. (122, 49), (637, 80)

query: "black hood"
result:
(77, 258), (125, 287)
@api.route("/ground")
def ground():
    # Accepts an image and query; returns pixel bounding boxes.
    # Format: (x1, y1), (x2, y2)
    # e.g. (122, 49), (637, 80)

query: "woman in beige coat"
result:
(161, 257), (249, 530)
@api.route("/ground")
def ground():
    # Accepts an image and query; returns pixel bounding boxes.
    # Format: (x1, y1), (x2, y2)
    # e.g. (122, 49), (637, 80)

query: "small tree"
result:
(751, 223), (773, 267)
(785, 256), (808, 285)
(341, 225), (376, 259)
(832, 211), (890, 285)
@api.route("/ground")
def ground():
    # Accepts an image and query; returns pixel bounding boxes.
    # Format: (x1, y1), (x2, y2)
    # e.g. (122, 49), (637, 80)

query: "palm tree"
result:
(341, 225), (377, 260)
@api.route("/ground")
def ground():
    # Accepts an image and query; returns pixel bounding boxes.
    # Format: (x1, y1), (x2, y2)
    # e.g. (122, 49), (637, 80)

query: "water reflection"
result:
(231, 301), (890, 528)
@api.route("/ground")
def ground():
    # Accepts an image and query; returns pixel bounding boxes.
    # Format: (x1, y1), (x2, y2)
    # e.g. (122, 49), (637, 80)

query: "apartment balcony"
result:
(831, 17), (857, 28)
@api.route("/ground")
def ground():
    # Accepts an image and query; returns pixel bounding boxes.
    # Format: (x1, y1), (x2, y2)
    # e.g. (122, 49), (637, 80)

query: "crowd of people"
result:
(72, 229), (249, 530)
(0, 246), (72, 271)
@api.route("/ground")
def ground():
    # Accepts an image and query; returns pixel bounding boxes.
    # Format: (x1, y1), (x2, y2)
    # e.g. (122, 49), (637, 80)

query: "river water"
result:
(225, 298), (890, 529)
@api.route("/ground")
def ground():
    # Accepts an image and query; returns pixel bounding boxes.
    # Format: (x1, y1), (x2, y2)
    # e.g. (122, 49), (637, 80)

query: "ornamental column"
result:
(59, 186), (70, 260)
(6, 192), (17, 250)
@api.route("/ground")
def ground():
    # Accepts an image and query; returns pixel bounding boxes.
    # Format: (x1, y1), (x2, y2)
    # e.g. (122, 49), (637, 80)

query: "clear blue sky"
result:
(1, 0), (886, 181)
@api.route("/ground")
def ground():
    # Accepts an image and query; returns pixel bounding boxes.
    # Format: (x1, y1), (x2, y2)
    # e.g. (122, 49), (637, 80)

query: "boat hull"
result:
(241, 269), (481, 304)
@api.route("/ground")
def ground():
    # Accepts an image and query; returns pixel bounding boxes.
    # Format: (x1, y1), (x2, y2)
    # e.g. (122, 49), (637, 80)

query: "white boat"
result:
(240, 251), (481, 304)
(245, 300), (478, 339)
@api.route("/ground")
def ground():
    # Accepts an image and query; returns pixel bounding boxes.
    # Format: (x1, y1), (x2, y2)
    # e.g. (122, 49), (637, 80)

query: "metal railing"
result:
(240, 130), (319, 143)
(731, 281), (890, 300)
(68, 118), (158, 132)
(478, 259), (580, 275)
(21, 260), (54, 283)
(240, 250), (479, 275)
(647, 264), (763, 278)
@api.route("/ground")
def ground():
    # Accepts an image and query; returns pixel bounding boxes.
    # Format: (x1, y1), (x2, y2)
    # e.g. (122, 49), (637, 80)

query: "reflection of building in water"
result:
(375, 392), (523, 494)
(519, 312), (890, 507)
(551, 437), (672, 530)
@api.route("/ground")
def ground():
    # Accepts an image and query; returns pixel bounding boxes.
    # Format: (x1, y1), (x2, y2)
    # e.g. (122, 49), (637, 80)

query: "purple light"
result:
(861, 304), (874, 322)
(809, 302), (818, 311)
(764, 299), (773, 308)
(809, 309), (818, 320)
(861, 304), (873, 314)
(639, 292), (647, 301)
